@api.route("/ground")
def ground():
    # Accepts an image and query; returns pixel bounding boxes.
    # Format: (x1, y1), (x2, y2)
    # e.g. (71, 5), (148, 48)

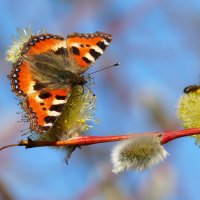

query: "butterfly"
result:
(9, 32), (112, 134)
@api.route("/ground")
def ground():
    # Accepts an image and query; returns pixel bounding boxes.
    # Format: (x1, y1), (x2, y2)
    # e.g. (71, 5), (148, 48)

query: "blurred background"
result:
(1, 0), (200, 199)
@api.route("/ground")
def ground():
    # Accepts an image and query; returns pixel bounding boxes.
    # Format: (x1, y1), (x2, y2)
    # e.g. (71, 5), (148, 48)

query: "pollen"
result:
(43, 86), (97, 141)
(6, 28), (33, 63)
(6, 27), (46, 63)
(178, 92), (200, 144)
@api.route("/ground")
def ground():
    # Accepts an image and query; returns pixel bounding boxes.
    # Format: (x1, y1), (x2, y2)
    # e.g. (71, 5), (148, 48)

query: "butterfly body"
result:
(9, 31), (112, 134)
(23, 50), (87, 90)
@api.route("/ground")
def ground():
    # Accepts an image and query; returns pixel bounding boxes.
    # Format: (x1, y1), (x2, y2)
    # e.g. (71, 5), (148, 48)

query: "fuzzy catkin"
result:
(111, 135), (168, 173)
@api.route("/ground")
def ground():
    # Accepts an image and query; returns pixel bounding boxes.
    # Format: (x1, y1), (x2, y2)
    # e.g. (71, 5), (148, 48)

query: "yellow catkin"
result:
(6, 28), (33, 63)
(42, 86), (97, 141)
(7, 28), (97, 142)
(6, 27), (46, 63)
(178, 92), (200, 144)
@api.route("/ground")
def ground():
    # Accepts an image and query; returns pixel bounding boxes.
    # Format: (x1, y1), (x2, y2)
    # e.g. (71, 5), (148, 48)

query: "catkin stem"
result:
(1, 128), (200, 150)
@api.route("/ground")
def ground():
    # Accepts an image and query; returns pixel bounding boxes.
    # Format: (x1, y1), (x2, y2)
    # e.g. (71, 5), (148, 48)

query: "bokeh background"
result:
(1, 0), (200, 199)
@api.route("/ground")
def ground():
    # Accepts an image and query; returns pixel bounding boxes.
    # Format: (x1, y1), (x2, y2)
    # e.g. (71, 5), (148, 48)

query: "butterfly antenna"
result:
(85, 84), (96, 96)
(89, 62), (120, 75)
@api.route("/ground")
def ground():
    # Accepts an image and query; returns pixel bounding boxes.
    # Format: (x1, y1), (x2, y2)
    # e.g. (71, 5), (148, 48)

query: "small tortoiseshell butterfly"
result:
(8, 31), (112, 134)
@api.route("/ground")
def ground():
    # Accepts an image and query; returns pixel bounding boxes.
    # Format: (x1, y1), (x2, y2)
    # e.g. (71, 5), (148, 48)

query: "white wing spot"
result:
(53, 41), (66, 51)
(35, 95), (43, 103)
(44, 123), (53, 127)
(47, 110), (61, 117)
(84, 53), (95, 62)
(91, 46), (103, 54)
(70, 43), (79, 48)
(53, 99), (67, 105)
(27, 81), (36, 95)
(103, 40), (109, 45)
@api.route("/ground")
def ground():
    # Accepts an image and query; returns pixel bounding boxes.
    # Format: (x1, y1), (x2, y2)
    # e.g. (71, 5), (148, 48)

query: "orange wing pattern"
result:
(9, 34), (66, 97)
(8, 31), (112, 134)
(8, 34), (70, 133)
(9, 58), (31, 97)
(67, 31), (112, 72)
(23, 88), (71, 133)
(22, 34), (65, 55)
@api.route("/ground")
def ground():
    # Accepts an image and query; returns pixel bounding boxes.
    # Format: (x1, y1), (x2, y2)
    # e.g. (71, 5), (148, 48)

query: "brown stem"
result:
(0, 144), (19, 151)
(1, 128), (200, 150)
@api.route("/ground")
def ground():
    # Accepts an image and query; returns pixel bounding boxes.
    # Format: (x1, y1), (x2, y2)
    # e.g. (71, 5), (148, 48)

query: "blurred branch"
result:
(0, 180), (13, 200)
(1, 128), (200, 150)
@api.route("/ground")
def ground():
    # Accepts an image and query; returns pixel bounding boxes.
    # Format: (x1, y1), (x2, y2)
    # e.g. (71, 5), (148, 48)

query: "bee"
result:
(183, 85), (200, 93)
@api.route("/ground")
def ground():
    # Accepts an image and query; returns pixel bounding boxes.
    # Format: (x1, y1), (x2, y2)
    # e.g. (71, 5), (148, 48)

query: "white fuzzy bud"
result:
(111, 135), (168, 173)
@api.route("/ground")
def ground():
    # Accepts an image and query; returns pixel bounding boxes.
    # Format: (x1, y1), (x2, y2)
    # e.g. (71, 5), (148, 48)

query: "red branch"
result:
(160, 128), (200, 144)
(1, 128), (200, 150)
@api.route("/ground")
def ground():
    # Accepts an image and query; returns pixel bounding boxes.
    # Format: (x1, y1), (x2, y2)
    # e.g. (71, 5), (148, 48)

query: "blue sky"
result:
(1, 0), (200, 199)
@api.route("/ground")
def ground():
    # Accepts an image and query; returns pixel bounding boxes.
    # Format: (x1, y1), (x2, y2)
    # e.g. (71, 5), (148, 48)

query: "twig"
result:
(1, 128), (200, 151)
(0, 180), (13, 200)
(0, 144), (19, 151)
(160, 128), (200, 144)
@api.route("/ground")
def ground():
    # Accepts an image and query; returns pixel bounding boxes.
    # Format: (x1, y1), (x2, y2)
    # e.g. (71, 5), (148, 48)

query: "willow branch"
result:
(1, 128), (200, 151)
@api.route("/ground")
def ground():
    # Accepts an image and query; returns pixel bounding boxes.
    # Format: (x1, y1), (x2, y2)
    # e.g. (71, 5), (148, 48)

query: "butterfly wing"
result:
(23, 88), (71, 133)
(9, 32), (112, 133)
(66, 31), (112, 73)
(21, 34), (66, 55)
(9, 32), (112, 97)
(9, 34), (67, 97)
(9, 34), (71, 133)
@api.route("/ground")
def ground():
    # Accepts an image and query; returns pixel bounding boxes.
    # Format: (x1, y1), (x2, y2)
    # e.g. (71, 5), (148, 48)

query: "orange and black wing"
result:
(67, 31), (112, 73)
(23, 88), (71, 133)
(9, 34), (67, 97)
(9, 34), (70, 133)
